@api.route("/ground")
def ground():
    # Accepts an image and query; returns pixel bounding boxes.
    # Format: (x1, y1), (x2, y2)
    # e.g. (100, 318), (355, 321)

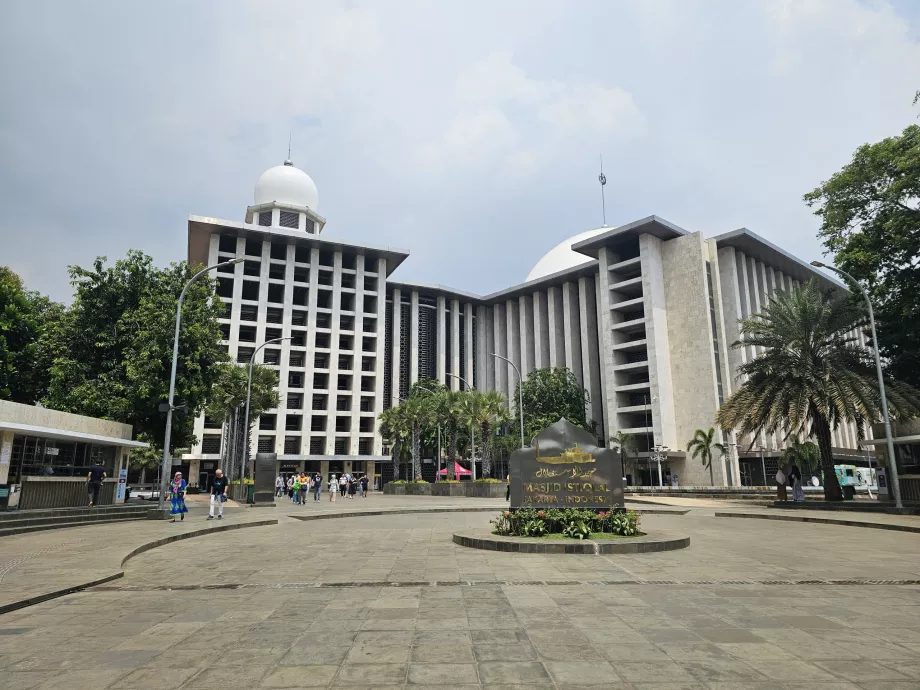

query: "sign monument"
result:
(509, 418), (624, 510)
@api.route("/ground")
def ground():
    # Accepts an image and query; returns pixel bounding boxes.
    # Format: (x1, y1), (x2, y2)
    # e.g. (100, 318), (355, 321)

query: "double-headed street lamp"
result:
(811, 260), (902, 509)
(448, 372), (476, 480)
(241, 336), (292, 491)
(491, 353), (525, 449)
(159, 258), (243, 510)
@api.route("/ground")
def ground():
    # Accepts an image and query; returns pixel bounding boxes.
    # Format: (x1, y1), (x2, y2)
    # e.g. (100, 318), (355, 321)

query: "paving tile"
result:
(345, 644), (411, 664)
(478, 661), (552, 684)
(543, 660), (620, 684)
(473, 643), (536, 661)
(109, 666), (203, 689)
(691, 627), (765, 643)
(333, 662), (407, 685)
(612, 660), (698, 683)
(814, 659), (911, 681)
(184, 665), (272, 689)
(407, 663), (479, 684)
(680, 658), (770, 683)
(260, 665), (338, 687)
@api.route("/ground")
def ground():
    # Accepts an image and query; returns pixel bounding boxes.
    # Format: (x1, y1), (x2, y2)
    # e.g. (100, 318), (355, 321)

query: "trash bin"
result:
(247, 484), (255, 504)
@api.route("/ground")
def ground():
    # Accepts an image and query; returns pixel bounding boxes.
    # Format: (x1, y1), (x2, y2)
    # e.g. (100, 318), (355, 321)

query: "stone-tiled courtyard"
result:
(2, 502), (920, 689)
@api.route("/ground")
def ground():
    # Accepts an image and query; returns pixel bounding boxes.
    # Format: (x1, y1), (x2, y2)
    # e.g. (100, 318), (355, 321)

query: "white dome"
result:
(253, 160), (319, 210)
(526, 227), (612, 282)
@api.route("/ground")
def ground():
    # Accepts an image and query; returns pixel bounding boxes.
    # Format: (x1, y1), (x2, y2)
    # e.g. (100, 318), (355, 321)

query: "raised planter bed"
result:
(453, 528), (690, 555)
(431, 483), (465, 497)
(464, 483), (506, 499)
(384, 484), (406, 495)
(405, 483), (432, 496)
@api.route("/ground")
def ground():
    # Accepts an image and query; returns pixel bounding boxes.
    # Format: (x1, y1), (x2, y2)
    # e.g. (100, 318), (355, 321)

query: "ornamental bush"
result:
(491, 507), (640, 537)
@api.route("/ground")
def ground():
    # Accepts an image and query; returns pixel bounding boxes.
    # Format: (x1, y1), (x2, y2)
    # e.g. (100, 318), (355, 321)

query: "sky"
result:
(1, 0), (918, 302)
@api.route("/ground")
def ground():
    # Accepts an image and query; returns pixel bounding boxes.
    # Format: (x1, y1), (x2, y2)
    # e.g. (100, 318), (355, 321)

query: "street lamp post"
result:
(448, 373), (475, 480)
(652, 444), (668, 487)
(758, 444), (767, 488)
(242, 336), (292, 496)
(811, 260), (903, 509)
(159, 258), (243, 510)
(491, 353), (525, 449)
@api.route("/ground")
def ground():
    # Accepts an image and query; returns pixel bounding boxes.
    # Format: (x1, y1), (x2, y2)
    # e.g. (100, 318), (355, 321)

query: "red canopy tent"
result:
(438, 462), (473, 477)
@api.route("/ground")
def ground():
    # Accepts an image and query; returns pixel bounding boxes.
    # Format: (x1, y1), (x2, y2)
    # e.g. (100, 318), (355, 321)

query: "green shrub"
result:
(523, 519), (546, 537)
(409, 479), (429, 484)
(389, 480), (407, 485)
(491, 507), (640, 537)
(474, 478), (502, 483)
(562, 520), (591, 540)
(439, 479), (460, 483)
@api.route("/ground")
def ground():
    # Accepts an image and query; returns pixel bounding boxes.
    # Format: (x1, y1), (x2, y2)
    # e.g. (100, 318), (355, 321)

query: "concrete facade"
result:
(183, 163), (870, 486)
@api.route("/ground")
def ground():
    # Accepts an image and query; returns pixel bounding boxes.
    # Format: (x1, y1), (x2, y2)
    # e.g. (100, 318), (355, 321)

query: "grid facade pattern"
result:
(383, 298), (393, 409)
(418, 305), (437, 380)
(399, 301), (410, 400)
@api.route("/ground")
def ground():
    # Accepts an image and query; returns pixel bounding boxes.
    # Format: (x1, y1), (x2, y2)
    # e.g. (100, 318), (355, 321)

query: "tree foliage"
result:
(44, 251), (228, 450)
(0, 267), (62, 404)
(781, 438), (821, 477)
(715, 280), (920, 501)
(514, 367), (592, 441)
(804, 119), (920, 388)
(685, 427), (726, 487)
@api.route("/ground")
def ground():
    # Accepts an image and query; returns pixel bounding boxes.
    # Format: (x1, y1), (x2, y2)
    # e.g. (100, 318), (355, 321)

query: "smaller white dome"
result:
(254, 160), (319, 210)
(526, 226), (612, 282)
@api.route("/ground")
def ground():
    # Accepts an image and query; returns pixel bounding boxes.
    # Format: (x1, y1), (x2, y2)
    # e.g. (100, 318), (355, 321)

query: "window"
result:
(258, 436), (274, 453)
(359, 418), (374, 433)
(338, 355), (353, 371)
(312, 394), (327, 411)
(268, 264), (285, 280)
(336, 397), (351, 412)
(337, 374), (352, 391)
(293, 286), (308, 307)
(340, 293), (355, 312)
(267, 284), (284, 304)
(294, 268), (309, 284)
(295, 246), (311, 264)
(263, 349), (280, 366)
(266, 307), (283, 324)
(238, 326), (256, 343)
(287, 393), (303, 409)
(341, 273), (355, 289)
(361, 376), (375, 392)
(317, 272), (333, 286)
(236, 347), (254, 364)
(259, 414), (277, 431)
(203, 416), (221, 429)
(339, 335), (353, 351)
(244, 260), (260, 277)
(265, 327), (282, 340)
(314, 373), (329, 390)
(334, 438), (349, 455)
(284, 437), (300, 454)
(316, 314), (331, 329)
(335, 417), (351, 433)
(364, 276), (377, 292)
(289, 352), (304, 367)
(311, 417), (327, 432)
(288, 372), (304, 388)
(315, 333), (331, 349)
(219, 235), (237, 253)
(271, 242), (287, 260)
(279, 211), (299, 229)
(246, 238), (262, 256)
(291, 310), (307, 327)
(363, 296), (377, 314)
(290, 333), (306, 347)
(310, 437), (325, 454)
(258, 212), (272, 227)
(241, 281), (260, 301)
(317, 290), (332, 310)
(285, 415), (302, 431)
(314, 354), (329, 370)
(240, 305), (258, 323)
(342, 254), (356, 270)
(361, 357), (375, 372)
(363, 317), (376, 333)
(362, 336), (375, 353)
(305, 220), (315, 234)
(217, 278), (233, 299)
(358, 439), (372, 456)
(202, 435), (221, 454)
(219, 324), (230, 341)
(319, 250), (334, 267)
(340, 315), (354, 332)
(359, 398), (374, 413)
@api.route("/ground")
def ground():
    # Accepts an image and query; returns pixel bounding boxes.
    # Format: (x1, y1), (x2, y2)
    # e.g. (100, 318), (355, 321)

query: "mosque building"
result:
(181, 157), (872, 488)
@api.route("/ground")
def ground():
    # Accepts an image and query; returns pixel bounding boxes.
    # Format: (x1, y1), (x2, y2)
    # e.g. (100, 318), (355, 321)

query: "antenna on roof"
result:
(598, 154), (608, 227)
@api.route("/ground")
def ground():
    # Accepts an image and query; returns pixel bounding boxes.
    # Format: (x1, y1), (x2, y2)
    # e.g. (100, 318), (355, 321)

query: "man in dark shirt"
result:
(87, 464), (106, 507)
(208, 469), (228, 520)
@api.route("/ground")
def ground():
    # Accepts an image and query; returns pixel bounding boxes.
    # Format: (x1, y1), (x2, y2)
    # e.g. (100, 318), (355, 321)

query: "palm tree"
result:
(781, 438), (821, 478)
(610, 431), (637, 484)
(686, 427), (726, 486)
(716, 280), (920, 501)
(402, 395), (434, 480)
(432, 389), (465, 480)
(470, 390), (510, 477)
(378, 405), (409, 481)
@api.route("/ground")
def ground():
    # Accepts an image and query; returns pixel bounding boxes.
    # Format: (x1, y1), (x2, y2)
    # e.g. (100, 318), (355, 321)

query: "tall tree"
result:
(0, 267), (61, 404)
(781, 438), (821, 478)
(45, 251), (228, 449)
(610, 430), (637, 483)
(685, 427), (726, 486)
(716, 280), (920, 501)
(378, 405), (409, 480)
(470, 390), (510, 477)
(804, 116), (920, 388)
(515, 367), (592, 440)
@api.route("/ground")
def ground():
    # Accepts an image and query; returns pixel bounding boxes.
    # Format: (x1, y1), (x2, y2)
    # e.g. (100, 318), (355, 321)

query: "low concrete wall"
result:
(431, 483), (465, 497)
(19, 477), (117, 510)
(405, 483), (432, 496)
(383, 482), (505, 498)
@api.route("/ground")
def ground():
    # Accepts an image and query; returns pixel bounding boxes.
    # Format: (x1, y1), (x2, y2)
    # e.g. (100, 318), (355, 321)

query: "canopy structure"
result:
(438, 462), (472, 476)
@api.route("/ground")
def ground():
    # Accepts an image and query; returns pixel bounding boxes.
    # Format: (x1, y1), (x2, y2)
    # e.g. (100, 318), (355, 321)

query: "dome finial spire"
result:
(284, 130), (293, 166)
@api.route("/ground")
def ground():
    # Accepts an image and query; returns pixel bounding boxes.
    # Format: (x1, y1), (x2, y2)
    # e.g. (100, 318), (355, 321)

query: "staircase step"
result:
(0, 516), (149, 538)
(0, 506), (160, 523)
(0, 512), (153, 529)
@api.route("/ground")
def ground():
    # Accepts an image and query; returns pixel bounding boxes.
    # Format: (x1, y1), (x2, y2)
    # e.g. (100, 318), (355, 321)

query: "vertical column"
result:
(276, 244), (296, 455)
(450, 299), (461, 391)
(436, 295), (447, 384)
(410, 291), (419, 385)
(303, 247), (321, 455)
(562, 281), (583, 384)
(547, 286), (565, 367)
(390, 288), (402, 408)
(493, 302), (508, 399)
(326, 252), (343, 456)
(476, 305), (490, 391)
(532, 291), (550, 369)
(372, 258), (388, 454)
(464, 303), (474, 390)
(519, 295), (534, 377)
(579, 275), (603, 435)
(596, 248), (618, 441)
(506, 299), (521, 403)
(349, 255), (365, 457)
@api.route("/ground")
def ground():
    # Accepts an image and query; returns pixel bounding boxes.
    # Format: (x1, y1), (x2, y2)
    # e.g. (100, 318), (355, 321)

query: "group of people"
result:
(167, 468), (229, 522)
(276, 473), (369, 503)
(777, 461), (805, 502)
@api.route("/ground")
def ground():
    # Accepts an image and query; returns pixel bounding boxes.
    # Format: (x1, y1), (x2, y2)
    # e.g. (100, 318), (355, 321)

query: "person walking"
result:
(275, 474), (284, 497)
(291, 475), (301, 504)
(505, 474), (511, 502)
(208, 469), (228, 520)
(348, 476), (357, 499)
(86, 462), (106, 507)
(328, 475), (337, 502)
(286, 475), (295, 501)
(339, 474), (347, 499)
(790, 462), (805, 503)
(313, 473), (322, 502)
(360, 474), (368, 498)
(169, 471), (188, 522)
(300, 473), (310, 505)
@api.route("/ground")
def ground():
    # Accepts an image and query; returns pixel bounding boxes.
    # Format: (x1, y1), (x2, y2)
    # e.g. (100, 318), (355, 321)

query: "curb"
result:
(288, 506), (686, 522)
(0, 519), (277, 615)
(714, 512), (920, 534)
(452, 529), (690, 555)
